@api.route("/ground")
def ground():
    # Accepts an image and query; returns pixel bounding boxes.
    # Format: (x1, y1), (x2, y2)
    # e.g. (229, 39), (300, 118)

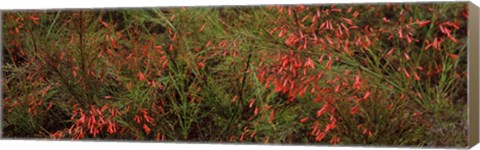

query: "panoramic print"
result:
(1, 2), (469, 147)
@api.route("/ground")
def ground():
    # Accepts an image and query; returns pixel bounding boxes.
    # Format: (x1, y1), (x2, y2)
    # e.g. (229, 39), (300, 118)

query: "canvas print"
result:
(1, 2), (470, 148)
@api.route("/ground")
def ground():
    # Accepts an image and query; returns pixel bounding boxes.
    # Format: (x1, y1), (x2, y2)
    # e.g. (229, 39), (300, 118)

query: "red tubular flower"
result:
(315, 132), (326, 141)
(269, 109), (275, 123)
(250, 131), (257, 138)
(300, 117), (309, 123)
(239, 132), (246, 142)
(254, 107), (259, 116)
(231, 95), (238, 103)
(137, 72), (145, 81)
(449, 54), (459, 60)
(316, 103), (329, 117)
(350, 105), (360, 115)
(229, 135), (236, 142)
(143, 124), (151, 135)
(329, 136), (340, 144)
(363, 91), (371, 100)
(249, 99), (255, 108)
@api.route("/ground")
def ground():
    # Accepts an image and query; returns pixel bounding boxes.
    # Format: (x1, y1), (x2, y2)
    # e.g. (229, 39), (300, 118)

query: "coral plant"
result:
(2, 2), (468, 147)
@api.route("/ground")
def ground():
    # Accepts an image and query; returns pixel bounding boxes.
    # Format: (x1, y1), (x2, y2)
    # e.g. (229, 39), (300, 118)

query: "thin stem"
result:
(239, 47), (253, 118)
(78, 10), (86, 74)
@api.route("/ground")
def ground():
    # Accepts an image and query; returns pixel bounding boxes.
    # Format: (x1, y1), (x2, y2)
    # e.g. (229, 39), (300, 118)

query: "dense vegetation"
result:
(1, 2), (468, 147)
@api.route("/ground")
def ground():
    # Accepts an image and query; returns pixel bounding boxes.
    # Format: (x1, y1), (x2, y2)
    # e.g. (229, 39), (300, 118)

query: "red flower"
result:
(137, 72), (145, 81)
(199, 23), (207, 32)
(231, 95), (238, 103)
(249, 99), (255, 108)
(269, 109), (275, 123)
(250, 131), (257, 138)
(143, 124), (151, 135)
(363, 91), (371, 100)
(418, 20), (431, 27)
(197, 62), (205, 68)
(449, 54), (459, 60)
(317, 103), (329, 117)
(350, 105), (360, 115)
(28, 15), (39, 24)
(315, 132), (326, 141)
(300, 117), (309, 123)
(329, 136), (340, 145)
